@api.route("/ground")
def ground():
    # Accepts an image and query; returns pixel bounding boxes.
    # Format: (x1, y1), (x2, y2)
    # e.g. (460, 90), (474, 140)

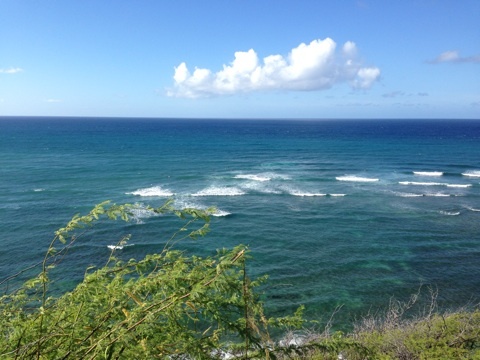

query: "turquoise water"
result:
(1, 117), (479, 326)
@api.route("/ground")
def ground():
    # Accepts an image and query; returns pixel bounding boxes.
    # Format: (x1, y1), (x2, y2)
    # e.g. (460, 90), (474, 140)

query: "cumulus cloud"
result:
(428, 50), (480, 64)
(0, 67), (23, 74)
(167, 38), (380, 98)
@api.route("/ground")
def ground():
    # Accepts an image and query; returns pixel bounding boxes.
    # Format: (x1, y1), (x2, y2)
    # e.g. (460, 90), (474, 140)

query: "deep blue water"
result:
(1, 117), (479, 327)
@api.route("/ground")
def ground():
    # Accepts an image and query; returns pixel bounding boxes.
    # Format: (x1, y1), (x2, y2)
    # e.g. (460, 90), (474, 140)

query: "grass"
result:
(275, 288), (480, 360)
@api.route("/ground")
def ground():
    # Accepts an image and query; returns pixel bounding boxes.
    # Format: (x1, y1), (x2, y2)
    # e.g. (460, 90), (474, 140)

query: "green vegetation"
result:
(1, 201), (479, 359)
(278, 293), (480, 359)
(0, 201), (304, 359)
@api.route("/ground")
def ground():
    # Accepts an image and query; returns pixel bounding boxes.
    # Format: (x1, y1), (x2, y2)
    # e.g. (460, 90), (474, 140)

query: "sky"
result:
(1, 0), (479, 119)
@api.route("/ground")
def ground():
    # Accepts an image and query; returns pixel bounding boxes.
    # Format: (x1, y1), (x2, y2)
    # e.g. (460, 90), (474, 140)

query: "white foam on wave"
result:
(396, 192), (424, 197)
(172, 199), (232, 217)
(440, 211), (460, 216)
(336, 176), (379, 182)
(400, 181), (471, 188)
(413, 171), (443, 176)
(234, 174), (271, 182)
(279, 184), (326, 197)
(399, 181), (444, 186)
(290, 191), (327, 197)
(462, 171), (480, 178)
(127, 186), (174, 197)
(239, 181), (282, 194)
(129, 205), (158, 224)
(396, 191), (453, 197)
(263, 172), (291, 180)
(211, 210), (232, 217)
(192, 186), (245, 197)
(234, 172), (291, 182)
(107, 244), (134, 250)
(466, 207), (480, 212)
(33, 188), (45, 192)
(173, 199), (200, 210)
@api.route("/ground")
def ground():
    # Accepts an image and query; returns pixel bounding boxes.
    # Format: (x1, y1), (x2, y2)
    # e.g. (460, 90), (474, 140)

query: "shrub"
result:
(0, 201), (303, 359)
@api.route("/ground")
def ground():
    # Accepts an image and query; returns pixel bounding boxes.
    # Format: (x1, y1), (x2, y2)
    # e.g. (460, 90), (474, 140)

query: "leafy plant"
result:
(0, 201), (304, 359)
(3, 201), (478, 359)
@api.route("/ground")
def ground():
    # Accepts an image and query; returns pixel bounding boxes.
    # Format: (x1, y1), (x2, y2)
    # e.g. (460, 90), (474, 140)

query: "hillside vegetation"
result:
(0, 201), (478, 359)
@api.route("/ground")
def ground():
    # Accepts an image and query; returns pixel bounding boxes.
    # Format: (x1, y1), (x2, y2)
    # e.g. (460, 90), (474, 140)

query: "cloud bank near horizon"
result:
(167, 38), (380, 98)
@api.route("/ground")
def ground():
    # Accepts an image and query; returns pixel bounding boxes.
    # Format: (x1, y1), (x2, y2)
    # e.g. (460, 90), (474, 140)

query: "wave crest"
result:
(192, 186), (246, 197)
(234, 174), (271, 182)
(440, 211), (460, 216)
(399, 181), (443, 186)
(289, 191), (327, 197)
(400, 181), (471, 188)
(462, 171), (480, 178)
(413, 171), (443, 176)
(127, 186), (174, 197)
(336, 175), (379, 182)
(211, 210), (232, 217)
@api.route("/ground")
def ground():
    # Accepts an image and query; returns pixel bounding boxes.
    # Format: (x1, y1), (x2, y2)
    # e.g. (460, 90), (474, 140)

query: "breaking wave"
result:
(462, 171), (480, 178)
(127, 186), (174, 197)
(425, 193), (452, 197)
(399, 181), (471, 188)
(107, 244), (134, 250)
(396, 192), (424, 197)
(336, 176), (379, 182)
(172, 199), (231, 217)
(289, 191), (327, 197)
(211, 210), (232, 217)
(287, 190), (346, 197)
(239, 181), (282, 194)
(399, 181), (444, 186)
(413, 171), (443, 176)
(440, 211), (460, 216)
(395, 192), (453, 197)
(234, 174), (271, 182)
(192, 186), (246, 197)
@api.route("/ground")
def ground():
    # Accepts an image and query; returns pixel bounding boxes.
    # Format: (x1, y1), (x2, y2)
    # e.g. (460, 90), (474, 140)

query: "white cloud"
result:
(0, 67), (23, 74)
(429, 50), (480, 64)
(352, 67), (381, 89)
(436, 50), (460, 63)
(167, 38), (380, 98)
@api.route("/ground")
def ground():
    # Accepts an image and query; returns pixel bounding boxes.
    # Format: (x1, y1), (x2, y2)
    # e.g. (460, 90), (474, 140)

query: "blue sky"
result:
(1, 0), (479, 119)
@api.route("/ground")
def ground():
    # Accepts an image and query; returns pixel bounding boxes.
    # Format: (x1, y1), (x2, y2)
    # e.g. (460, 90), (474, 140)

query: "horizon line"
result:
(1, 115), (479, 121)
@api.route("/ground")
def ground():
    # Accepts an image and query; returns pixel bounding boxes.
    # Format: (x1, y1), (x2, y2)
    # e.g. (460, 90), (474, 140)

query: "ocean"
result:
(1, 117), (479, 328)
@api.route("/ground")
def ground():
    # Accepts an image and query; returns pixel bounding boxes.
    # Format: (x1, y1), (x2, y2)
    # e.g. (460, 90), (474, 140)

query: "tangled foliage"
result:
(278, 289), (480, 360)
(2, 201), (479, 359)
(0, 201), (303, 359)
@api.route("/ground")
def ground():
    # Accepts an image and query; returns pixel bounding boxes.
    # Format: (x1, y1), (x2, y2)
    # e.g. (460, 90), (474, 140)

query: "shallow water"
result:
(1, 117), (479, 327)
